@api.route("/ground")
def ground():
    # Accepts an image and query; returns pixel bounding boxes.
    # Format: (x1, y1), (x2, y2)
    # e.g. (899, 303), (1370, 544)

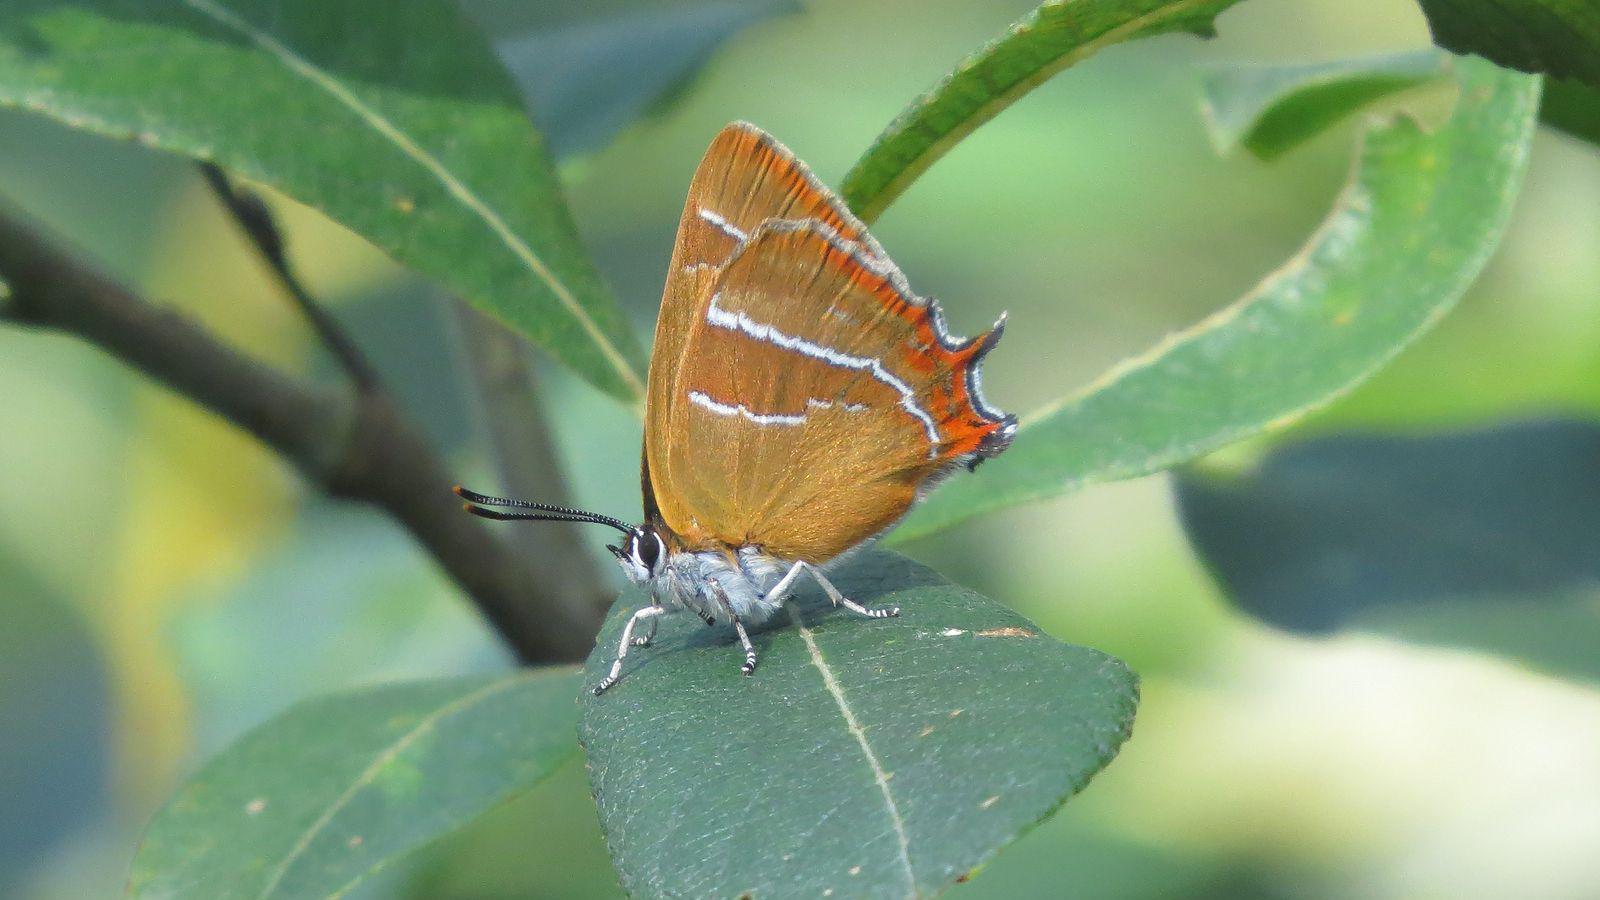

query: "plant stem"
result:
(453, 299), (612, 634)
(197, 163), (381, 390)
(0, 201), (599, 664)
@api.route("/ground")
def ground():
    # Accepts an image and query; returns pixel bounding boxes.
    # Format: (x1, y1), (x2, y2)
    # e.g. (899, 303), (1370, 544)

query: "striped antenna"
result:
(454, 486), (634, 535)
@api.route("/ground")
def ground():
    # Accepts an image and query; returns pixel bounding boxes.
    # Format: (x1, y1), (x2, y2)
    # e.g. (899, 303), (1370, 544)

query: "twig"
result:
(453, 300), (612, 630)
(198, 163), (380, 390)
(0, 201), (600, 664)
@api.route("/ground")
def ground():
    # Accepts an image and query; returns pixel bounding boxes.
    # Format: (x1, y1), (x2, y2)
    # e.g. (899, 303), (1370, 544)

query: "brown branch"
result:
(0, 202), (599, 664)
(198, 163), (381, 390)
(452, 300), (612, 630)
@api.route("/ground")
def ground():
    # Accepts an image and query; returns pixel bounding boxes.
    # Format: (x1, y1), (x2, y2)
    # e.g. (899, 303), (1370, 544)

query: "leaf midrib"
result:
(254, 674), (533, 898)
(850, 0), (1225, 222)
(789, 608), (917, 898)
(179, 0), (645, 399)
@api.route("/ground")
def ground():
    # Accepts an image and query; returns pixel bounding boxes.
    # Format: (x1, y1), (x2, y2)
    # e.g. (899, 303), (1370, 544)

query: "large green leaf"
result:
(1416, 0), (1600, 89)
(840, 0), (1244, 222)
(1200, 51), (1451, 160)
(580, 550), (1138, 898)
(893, 57), (1540, 543)
(0, 1), (646, 401)
(1175, 418), (1600, 683)
(129, 669), (581, 900)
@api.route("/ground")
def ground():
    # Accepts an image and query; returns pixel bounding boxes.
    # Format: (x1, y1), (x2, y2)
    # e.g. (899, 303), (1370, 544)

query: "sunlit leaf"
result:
(841, 0), (1244, 223)
(894, 58), (1540, 543)
(1416, 0), (1600, 88)
(129, 669), (581, 900)
(1200, 51), (1451, 160)
(580, 550), (1138, 898)
(0, 1), (646, 401)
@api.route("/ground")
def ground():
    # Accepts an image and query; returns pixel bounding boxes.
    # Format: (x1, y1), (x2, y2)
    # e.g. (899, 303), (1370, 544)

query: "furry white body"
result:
(657, 546), (791, 624)
(595, 537), (898, 694)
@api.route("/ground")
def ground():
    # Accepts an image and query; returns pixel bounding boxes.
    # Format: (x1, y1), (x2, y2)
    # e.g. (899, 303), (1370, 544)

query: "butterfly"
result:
(457, 122), (1015, 694)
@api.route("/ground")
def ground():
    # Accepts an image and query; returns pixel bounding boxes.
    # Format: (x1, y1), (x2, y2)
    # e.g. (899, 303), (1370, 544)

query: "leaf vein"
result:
(255, 674), (532, 898)
(790, 610), (916, 897)
(178, 0), (644, 397)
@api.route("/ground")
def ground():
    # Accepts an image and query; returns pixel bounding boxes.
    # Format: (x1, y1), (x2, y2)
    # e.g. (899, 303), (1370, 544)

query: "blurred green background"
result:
(3, 0), (1599, 897)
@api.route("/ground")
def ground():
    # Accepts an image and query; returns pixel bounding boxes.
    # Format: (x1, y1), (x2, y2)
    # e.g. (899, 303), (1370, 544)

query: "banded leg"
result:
(808, 564), (900, 619)
(593, 605), (666, 695)
(730, 614), (759, 675)
(704, 579), (758, 675)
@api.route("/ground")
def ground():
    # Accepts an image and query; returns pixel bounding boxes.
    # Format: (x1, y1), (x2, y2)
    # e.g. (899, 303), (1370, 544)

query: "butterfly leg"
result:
(730, 614), (759, 676)
(755, 560), (807, 608)
(707, 579), (759, 675)
(593, 605), (666, 695)
(806, 564), (900, 619)
(632, 607), (661, 647)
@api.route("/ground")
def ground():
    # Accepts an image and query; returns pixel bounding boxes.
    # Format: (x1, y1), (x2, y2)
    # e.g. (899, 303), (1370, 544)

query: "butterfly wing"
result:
(644, 122), (892, 525)
(649, 219), (1015, 563)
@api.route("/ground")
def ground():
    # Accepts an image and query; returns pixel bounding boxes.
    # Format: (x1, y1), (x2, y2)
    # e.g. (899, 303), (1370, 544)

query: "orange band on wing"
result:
(711, 221), (1016, 467)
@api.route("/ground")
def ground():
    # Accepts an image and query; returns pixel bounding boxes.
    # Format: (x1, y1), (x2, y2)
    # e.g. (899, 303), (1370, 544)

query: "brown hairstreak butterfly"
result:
(457, 122), (1015, 694)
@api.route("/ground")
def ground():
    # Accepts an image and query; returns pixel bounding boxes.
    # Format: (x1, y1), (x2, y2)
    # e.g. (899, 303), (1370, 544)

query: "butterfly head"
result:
(453, 485), (668, 583)
(607, 526), (668, 584)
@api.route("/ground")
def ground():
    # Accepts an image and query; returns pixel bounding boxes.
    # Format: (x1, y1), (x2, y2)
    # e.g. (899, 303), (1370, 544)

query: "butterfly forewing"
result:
(648, 214), (1013, 563)
(646, 124), (891, 482)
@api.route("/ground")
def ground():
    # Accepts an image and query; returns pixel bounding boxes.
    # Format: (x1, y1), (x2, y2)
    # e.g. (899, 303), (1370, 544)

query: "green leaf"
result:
(1200, 51), (1452, 160)
(1416, 0), (1600, 89)
(464, 0), (801, 161)
(129, 669), (582, 900)
(894, 57), (1540, 544)
(0, 1), (646, 401)
(580, 550), (1138, 898)
(1541, 76), (1600, 147)
(840, 0), (1244, 223)
(1175, 418), (1600, 683)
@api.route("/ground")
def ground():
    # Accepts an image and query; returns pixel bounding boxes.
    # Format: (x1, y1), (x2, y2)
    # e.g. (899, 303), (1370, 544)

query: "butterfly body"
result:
(624, 539), (790, 626)
(459, 122), (1014, 694)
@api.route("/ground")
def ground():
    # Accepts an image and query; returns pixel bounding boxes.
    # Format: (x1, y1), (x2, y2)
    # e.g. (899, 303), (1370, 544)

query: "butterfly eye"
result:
(633, 530), (661, 571)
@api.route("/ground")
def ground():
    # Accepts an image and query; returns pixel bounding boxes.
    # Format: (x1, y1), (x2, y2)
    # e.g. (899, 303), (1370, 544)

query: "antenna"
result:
(454, 485), (634, 535)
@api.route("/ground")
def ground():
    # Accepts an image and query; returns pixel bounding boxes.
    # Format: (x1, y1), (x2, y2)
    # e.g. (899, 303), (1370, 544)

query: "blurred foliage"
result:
(1415, 0), (1600, 87)
(1199, 51), (1450, 160)
(0, 553), (112, 895)
(901, 56), (1539, 542)
(1541, 77), (1600, 147)
(1, 0), (1599, 898)
(461, 0), (801, 160)
(841, 0), (1243, 222)
(1177, 419), (1600, 681)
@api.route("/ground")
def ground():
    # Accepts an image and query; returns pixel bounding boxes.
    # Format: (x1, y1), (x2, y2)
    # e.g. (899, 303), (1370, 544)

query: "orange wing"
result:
(643, 122), (891, 527)
(648, 219), (1014, 563)
(646, 123), (884, 448)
